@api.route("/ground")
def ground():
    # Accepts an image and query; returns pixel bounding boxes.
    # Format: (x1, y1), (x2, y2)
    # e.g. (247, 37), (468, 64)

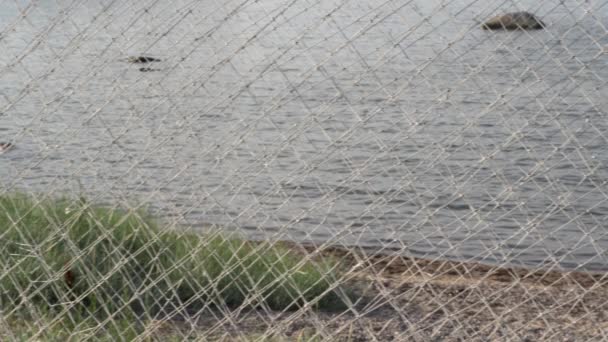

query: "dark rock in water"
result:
(0, 142), (13, 153)
(127, 56), (161, 63)
(482, 12), (545, 30)
(139, 67), (160, 72)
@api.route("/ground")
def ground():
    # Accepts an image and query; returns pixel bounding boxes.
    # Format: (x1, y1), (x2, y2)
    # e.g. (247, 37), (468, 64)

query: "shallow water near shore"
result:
(1, 0), (607, 271)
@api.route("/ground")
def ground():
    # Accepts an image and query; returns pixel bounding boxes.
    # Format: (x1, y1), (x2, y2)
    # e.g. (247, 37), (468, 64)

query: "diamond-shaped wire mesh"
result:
(1, 0), (607, 340)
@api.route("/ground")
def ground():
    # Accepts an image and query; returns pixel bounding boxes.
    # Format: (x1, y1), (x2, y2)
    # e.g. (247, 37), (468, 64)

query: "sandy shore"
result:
(149, 243), (608, 341)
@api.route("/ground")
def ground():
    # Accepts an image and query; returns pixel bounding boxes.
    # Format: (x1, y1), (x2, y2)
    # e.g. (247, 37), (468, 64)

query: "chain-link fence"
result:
(1, 0), (607, 340)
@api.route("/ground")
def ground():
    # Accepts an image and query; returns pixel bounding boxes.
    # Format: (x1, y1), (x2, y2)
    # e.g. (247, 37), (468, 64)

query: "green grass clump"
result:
(0, 194), (346, 327)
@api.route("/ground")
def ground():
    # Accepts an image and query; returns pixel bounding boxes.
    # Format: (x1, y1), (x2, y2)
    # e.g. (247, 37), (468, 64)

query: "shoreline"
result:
(277, 241), (607, 288)
(149, 240), (608, 341)
(4, 237), (607, 340)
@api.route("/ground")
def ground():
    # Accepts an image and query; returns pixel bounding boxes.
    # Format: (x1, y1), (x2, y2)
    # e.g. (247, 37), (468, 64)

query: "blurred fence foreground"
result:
(1, 0), (608, 340)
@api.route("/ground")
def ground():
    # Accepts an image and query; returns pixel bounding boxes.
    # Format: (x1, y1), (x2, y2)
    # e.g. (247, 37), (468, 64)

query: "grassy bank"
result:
(0, 194), (347, 340)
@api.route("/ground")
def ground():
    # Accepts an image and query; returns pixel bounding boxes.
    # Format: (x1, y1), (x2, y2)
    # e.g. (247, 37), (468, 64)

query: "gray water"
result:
(1, 0), (607, 271)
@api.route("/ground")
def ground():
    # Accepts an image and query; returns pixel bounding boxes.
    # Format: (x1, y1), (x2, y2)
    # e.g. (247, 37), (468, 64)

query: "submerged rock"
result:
(482, 12), (545, 30)
(127, 56), (161, 63)
(0, 142), (13, 153)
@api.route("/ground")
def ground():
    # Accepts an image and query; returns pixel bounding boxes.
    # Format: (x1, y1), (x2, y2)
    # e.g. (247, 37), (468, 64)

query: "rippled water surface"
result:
(1, 0), (607, 270)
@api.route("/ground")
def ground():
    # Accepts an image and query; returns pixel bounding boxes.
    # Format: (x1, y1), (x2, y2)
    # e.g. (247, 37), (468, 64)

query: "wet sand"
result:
(151, 243), (608, 341)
